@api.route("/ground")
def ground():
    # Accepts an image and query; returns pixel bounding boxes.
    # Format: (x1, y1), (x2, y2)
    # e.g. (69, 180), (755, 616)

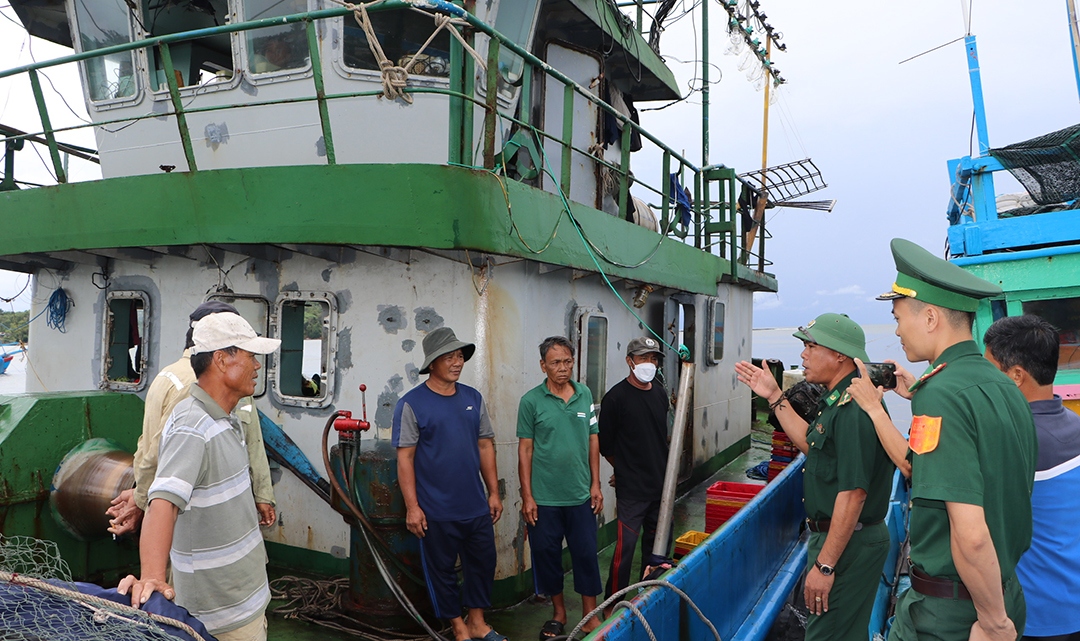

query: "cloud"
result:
(753, 293), (783, 310)
(815, 285), (866, 296)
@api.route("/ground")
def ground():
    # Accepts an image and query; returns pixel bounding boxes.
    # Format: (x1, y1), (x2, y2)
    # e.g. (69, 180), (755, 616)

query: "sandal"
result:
(539, 619), (565, 641)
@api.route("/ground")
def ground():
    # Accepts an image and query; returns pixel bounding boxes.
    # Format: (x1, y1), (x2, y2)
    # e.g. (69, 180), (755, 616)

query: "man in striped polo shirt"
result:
(119, 312), (281, 641)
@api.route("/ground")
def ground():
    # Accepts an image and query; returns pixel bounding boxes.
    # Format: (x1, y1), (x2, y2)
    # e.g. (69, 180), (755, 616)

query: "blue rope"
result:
(46, 288), (70, 333)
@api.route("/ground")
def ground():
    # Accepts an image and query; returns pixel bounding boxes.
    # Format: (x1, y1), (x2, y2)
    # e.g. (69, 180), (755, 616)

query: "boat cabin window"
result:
(341, 9), (451, 78)
(273, 292), (337, 408)
(140, 0), (234, 90)
(679, 303), (696, 363)
(708, 301), (725, 365)
(73, 0), (138, 102)
(1022, 297), (1080, 371)
(491, 0), (541, 92)
(102, 291), (150, 391)
(244, 0), (311, 76)
(206, 293), (270, 397)
(577, 312), (608, 402)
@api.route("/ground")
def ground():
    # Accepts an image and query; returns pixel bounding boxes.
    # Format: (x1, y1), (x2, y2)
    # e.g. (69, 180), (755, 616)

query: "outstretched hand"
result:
(734, 361), (781, 402)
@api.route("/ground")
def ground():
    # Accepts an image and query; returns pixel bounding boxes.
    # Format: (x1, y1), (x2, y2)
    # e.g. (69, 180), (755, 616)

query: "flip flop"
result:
(539, 619), (565, 641)
(473, 628), (509, 641)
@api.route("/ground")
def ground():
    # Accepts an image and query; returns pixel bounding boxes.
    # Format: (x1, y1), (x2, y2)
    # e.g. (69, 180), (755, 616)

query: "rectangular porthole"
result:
(102, 291), (150, 391)
(206, 294), (270, 397)
(708, 301), (725, 365)
(576, 310), (608, 403)
(271, 292), (337, 408)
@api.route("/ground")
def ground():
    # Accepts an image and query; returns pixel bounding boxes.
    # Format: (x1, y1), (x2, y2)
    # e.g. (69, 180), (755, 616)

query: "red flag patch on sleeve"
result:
(909, 415), (942, 455)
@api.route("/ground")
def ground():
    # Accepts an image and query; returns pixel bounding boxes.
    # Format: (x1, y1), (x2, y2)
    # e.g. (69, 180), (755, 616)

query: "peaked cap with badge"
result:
(877, 238), (1002, 312)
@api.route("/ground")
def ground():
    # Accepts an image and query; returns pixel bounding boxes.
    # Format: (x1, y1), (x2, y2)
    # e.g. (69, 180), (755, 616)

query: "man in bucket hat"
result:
(393, 327), (506, 641)
(847, 239), (1036, 641)
(736, 313), (894, 641)
(119, 312), (281, 641)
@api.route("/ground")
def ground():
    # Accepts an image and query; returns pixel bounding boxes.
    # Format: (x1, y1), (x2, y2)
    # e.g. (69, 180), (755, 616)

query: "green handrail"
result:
(0, 2), (763, 270)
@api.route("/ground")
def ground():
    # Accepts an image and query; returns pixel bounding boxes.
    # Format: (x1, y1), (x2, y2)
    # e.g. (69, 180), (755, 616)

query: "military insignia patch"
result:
(907, 362), (947, 394)
(816, 423), (825, 434)
(837, 391), (852, 406)
(909, 415), (942, 454)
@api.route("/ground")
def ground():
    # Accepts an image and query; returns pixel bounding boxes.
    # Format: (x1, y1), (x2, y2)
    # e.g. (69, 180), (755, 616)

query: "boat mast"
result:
(963, 27), (998, 222)
(1068, 0), (1080, 102)
(702, 0), (710, 168)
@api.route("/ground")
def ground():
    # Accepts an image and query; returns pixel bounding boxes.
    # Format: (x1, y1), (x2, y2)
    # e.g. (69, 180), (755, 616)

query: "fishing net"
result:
(0, 535), (210, 641)
(989, 123), (1080, 208)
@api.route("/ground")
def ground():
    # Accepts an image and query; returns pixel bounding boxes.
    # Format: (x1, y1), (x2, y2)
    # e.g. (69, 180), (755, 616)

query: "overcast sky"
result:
(1, 1), (1078, 327)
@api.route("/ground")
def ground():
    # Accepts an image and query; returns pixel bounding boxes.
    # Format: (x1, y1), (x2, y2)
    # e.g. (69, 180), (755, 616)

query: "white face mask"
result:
(632, 362), (657, 383)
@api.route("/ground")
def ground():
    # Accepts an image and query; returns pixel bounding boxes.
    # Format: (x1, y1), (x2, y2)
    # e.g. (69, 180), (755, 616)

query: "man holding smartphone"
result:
(849, 239), (1036, 641)
(736, 313), (895, 641)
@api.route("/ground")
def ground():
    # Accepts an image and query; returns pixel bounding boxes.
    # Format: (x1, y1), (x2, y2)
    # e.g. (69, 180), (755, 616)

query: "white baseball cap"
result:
(191, 312), (281, 355)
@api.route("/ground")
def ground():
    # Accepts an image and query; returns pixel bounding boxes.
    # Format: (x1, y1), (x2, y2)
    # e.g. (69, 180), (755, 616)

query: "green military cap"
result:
(792, 312), (870, 362)
(876, 238), (1002, 312)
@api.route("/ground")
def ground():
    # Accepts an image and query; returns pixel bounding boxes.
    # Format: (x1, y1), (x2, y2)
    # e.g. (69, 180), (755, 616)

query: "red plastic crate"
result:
(704, 481), (766, 532)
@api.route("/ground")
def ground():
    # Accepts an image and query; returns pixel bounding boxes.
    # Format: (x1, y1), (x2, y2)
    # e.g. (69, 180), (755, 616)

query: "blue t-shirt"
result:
(1016, 396), (1080, 637)
(392, 382), (494, 522)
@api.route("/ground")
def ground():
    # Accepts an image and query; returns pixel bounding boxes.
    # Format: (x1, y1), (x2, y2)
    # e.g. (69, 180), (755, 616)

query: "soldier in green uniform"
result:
(847, 238), (1036, 641)
(736, 313), (895, 641)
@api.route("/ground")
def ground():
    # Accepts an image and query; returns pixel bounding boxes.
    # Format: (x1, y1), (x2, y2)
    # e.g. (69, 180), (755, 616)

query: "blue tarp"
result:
(0, 579), (216, 641)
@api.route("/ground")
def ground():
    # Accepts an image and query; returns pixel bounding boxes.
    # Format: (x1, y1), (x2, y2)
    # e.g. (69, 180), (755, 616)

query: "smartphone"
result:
(863, 362), (897, 390)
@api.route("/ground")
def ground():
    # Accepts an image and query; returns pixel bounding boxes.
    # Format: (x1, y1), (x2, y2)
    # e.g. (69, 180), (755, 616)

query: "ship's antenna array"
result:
(718, 0), (786, 88)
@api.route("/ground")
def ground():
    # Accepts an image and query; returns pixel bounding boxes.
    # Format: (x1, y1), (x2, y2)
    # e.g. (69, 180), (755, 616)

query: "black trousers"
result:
(605, 496), (669, 600)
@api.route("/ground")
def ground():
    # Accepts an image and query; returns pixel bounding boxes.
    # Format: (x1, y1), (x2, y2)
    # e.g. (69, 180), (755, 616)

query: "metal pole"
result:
(1067, 0), (1080, 102)
(701, 0), (709, 169)
(652, 360), (695, 559)
(964, 34), (997, 222)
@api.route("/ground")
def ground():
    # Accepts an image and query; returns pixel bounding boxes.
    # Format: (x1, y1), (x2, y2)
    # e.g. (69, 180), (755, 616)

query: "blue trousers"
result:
(418, 515), (496, 620)
(528, 500), (602, 597)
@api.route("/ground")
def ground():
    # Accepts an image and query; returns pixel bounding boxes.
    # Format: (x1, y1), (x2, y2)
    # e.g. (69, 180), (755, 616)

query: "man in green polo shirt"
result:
(736, 313), (895, 641)
(860, 238), (1036, 641)
(518, 336), (603, 640)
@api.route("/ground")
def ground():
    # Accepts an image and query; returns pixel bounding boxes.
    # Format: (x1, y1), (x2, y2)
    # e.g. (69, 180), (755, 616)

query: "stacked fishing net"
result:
(991, 123), (1080, 211)
(0, 535), (205, 641)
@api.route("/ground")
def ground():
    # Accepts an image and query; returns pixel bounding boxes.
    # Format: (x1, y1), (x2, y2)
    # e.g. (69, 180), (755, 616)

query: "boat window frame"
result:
(141, 0), (243, 100)
(68, 0), (144, 109)
(238, 0), (315, 85)
(205, 292), (271, 398)
(985, 285), (1080, 386)
(269, 290), (338, 409)
(331, 12), (454, 86)
(574, 307), (608, 404)
(100, 290), (151, 392)
(705, 299), (725, 366)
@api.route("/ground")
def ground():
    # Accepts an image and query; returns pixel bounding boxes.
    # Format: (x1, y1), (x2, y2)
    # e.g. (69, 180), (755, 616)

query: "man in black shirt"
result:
(598, 336), (670, 612)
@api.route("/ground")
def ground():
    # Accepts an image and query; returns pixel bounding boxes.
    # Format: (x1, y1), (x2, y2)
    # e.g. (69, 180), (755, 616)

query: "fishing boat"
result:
(0, 0), (844, 639)
(0, 343), (24, 375)
(941, 10), (1080, 402)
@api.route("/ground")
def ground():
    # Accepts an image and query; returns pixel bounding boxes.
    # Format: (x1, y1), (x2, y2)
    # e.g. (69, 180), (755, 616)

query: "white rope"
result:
(0, 571), (209, 641)
(335, 1), (487, 104)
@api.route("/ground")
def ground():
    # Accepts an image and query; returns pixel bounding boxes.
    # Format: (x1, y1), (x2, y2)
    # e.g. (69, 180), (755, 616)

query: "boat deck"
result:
(265, 424), (774, 641)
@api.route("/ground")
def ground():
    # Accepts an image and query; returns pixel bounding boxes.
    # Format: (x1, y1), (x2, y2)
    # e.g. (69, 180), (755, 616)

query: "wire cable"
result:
(46, 288), (70, 333)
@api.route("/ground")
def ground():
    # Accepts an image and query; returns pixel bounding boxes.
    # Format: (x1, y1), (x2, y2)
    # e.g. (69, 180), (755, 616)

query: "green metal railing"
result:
(0, 1), (767, 274)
